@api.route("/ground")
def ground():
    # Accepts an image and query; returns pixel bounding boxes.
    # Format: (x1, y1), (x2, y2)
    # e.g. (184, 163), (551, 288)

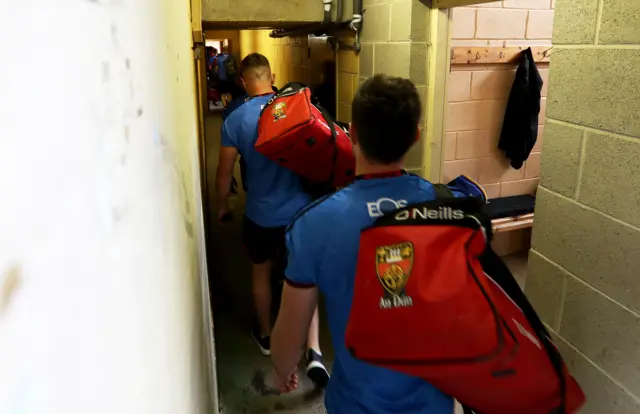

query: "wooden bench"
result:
(491, 213), (534, 234)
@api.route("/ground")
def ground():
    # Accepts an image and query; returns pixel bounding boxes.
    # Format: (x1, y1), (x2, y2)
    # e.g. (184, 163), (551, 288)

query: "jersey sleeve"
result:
(285, 215), (320, 288)
(220, 118), (237, 148)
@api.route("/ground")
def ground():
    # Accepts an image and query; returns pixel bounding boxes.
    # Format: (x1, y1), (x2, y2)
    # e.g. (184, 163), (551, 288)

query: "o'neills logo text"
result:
(394, 206), (465, 221)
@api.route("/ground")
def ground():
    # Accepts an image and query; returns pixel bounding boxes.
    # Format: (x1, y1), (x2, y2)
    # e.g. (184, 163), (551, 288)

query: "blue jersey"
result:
(222, 94), (249, 121)
(286, 173), (463, 414)
(221, 94), (311, 227)
(217, 53), (229, 80)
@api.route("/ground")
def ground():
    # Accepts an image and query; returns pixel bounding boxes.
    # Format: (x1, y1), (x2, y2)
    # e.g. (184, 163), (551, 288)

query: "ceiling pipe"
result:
(350, 0), (363, 52)
(335, 0), (344, 23)
(327, 0), (363, 53)
(270, 24), (329, 38)
(323, 0), (332, 24)
(269, 0), (346, 38)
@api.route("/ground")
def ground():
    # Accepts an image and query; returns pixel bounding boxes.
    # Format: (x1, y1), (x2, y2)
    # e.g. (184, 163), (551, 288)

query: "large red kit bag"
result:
(256, 83), (355, 188)
(207, 88), (220, 102)
(346, 194), (585, 414)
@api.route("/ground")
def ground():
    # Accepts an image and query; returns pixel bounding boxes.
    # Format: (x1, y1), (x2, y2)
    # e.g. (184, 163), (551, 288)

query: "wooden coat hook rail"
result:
(450, 46), (552, 65)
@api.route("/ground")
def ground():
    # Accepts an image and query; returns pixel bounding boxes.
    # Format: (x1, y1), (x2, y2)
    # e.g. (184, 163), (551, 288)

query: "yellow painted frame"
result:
(423, 5), (452, 182)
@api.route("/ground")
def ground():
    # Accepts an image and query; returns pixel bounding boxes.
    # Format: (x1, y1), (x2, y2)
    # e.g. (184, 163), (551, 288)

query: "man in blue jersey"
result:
(272, 75), (458, 412)
(215, 53), (329, 388)
(216, 46), (239, 105)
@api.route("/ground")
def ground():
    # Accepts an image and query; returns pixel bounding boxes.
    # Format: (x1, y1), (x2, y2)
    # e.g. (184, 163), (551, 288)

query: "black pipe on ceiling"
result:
(270, 0), (344, 38)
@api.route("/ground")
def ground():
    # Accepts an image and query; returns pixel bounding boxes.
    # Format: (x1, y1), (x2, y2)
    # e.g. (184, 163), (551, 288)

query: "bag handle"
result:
(479, 248), (568, 414)
(258, 82), (306, 117)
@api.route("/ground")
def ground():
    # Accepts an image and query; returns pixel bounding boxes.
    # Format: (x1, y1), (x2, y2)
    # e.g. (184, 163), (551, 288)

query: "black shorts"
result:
(218, 80), (235, 94)
(242, 216), (286, 265)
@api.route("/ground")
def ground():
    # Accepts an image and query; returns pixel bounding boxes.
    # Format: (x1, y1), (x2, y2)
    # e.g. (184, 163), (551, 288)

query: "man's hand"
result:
(274, 370), (298, 394)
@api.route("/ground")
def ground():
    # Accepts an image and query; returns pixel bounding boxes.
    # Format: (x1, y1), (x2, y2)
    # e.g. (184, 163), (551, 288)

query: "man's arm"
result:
(215, 146), (238, 220)
(271, 215), (322, 391)
(271, 283), (318, 385)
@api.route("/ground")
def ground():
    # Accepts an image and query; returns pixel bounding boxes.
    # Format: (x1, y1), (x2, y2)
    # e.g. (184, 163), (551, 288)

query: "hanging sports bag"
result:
(345, 190), (585, 414)
(255, 82), (355, 188)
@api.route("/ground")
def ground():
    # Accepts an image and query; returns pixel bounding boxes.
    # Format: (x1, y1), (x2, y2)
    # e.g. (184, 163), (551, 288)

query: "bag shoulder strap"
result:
(432, 183), (455, 199)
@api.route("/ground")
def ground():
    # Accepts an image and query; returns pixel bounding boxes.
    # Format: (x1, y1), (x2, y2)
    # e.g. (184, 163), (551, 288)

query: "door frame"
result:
(423, 5), (452, 183)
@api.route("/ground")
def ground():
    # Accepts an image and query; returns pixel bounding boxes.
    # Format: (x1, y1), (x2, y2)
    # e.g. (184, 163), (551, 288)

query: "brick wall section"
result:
(239, 30), (334, 89)
(451, 0), (555, 45)
(525, 0), (640, 412)
(444, 62), (549, 198)
(346, 0), (430, 176)
(444, 1), (554, 198)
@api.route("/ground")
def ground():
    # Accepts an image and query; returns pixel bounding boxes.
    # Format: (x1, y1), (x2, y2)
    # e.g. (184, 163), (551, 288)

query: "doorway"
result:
(202, 29), (337, 413)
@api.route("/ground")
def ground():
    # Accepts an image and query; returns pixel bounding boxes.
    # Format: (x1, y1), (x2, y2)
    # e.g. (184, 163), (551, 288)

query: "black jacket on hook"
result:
(498, 47), (543, 170)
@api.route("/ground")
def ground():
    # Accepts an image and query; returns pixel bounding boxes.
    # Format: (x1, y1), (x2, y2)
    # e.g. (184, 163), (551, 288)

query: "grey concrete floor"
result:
(203, 112), (530, 414)
(205, 113), (332, 413)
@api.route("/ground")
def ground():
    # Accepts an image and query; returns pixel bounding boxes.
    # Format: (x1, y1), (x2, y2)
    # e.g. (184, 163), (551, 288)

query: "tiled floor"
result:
(206, 112), (532, 413)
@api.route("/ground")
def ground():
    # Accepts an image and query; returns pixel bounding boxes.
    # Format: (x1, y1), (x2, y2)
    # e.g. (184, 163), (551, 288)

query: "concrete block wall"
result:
(202, 0), (355, 26)
(336, 43), (359, 124)
(525, 0), (640, 412)
(345, 0), (430, 176)
(202, 0), (323, 25)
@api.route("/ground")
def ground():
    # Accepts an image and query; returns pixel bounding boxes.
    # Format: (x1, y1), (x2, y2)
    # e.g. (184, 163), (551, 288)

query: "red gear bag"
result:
(345, 193), (585, 414)
(207, 88), (220, 102)
(255, 83), (355, 188)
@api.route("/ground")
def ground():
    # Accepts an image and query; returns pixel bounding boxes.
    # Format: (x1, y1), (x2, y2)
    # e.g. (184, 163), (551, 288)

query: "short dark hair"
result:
(241, 53), (271, 79)
(352, 75), (421, 164)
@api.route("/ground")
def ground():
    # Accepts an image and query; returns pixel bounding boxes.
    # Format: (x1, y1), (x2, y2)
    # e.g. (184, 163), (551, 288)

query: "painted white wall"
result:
(0, 1), (216, 414)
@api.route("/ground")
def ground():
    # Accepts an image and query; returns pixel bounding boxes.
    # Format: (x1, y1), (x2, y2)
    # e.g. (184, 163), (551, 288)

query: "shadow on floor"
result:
(205, 113), (333, 413)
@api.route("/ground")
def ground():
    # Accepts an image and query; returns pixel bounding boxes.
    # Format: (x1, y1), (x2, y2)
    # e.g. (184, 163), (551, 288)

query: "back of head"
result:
(352, 75), (421, 164)
(240, 53), (273, 94)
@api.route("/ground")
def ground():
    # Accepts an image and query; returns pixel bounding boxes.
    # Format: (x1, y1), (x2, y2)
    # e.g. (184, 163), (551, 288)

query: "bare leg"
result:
(252, 260), (273, 337)
(307, 305), (321, 353)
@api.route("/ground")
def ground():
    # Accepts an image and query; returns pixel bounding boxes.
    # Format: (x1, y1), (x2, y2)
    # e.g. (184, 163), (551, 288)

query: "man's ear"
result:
(349, 123), (359, 146)
(271, 73), (277, 85)
(415, 127), (421, 142)
(240, 77), (247, 90)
